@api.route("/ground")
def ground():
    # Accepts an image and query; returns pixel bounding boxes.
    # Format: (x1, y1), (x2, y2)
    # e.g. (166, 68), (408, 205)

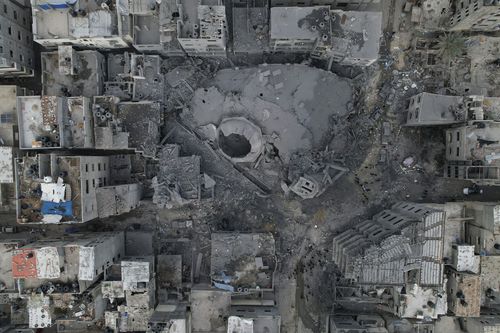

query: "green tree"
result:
(437, 33), (466, 63)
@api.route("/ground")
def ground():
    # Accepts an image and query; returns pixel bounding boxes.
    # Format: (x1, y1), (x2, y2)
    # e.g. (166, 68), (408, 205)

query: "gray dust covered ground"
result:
(77, 59), (483, 332)
(2, 37), (496, 333)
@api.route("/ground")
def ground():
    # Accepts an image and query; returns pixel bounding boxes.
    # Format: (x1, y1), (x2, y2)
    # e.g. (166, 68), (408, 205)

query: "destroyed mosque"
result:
(0, 0), (500, 333)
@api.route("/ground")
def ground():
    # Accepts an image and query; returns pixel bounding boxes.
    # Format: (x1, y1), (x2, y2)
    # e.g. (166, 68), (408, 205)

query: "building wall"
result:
(0, 0), (34, 77)
(465, 316), (500, 333)
(270, 0), (380, 9)
(78, 232), (125, 282)
(0, 86), (23, 147)
(178, 37), (226, 56)
(446, 269), (481, 317)
(445, 126), (468, 161)
(269, 38), (317, 52)
(450, 1), (500, 31)
(79, 156), (110, 223)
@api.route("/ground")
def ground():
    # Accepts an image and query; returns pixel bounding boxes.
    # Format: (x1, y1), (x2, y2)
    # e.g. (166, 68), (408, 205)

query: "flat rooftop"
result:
(32, 0), (121, 40)
(117, 102), (161, 157)
(233, 8), (269, 53)
(190, 287), (231, 332)
(270, 6), (330, 40)
(330, 10), (383, 60)
(41, 50), (105, 97)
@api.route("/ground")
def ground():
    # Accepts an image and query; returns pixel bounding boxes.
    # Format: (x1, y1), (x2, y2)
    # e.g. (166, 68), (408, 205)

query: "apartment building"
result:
(31, 0), (132, 48)
(0, 0), (35, 77)
(269, 7), (382, 66)
(15, 153), (141, 224)
(449, 0), (500, 31)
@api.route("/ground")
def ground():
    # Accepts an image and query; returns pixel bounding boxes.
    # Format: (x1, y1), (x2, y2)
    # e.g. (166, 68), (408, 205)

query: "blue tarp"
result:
(41, 201), (73, 217)
(213, 281), (234, 292)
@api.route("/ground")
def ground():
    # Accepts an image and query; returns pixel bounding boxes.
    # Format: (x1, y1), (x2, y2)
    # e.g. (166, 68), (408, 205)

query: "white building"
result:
(0, 0), (35, 77)
(31, 0), (132, 48)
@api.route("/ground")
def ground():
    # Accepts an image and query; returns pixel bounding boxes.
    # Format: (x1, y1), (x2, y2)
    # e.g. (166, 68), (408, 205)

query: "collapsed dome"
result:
(217, 117), (263, 163)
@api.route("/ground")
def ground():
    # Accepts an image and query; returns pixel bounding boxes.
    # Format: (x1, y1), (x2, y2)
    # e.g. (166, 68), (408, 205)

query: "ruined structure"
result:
(210, 233), (276, 292)
(444, 122), (500, 185)
(333, 202), (447, 319)
(406, 93), (500, 126)
(41, 46), (106, 98)
(270, 7), (382, 66)
(103, 256), (156, 332)
(152, 144), (214, 208)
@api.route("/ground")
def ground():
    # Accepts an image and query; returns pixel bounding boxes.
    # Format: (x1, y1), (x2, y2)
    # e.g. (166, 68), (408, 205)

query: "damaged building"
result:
(177, 4), (227, 57)
(41, 46), (106, 98)
(15, 153), (141, 224)
(11, 231), (125, 329)
(105, 53), (165, 103)
(232, 2), (269, 55)
(405, 93), (500, 185)
(129, 0), (228, 57)
(269, 7), (382, 66)
(406, 93), (500, 126)
(31, 0), (132, 48)
(210, 233), (276, 293)
(0, 0), (35, 77)
(103, 256), (156, 332)
(153, 144), (215, 209)
(333, 202), (447, 319)
(444, 121), (500, 185)
(92, 95), (162, 157)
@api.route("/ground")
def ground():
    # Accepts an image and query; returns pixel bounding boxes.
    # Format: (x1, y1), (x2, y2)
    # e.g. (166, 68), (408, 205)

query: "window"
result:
(9, 50), (13, 57)
(85, 164), (88, 172)
(456, 132), (460, 141)
(92, 164), (95, 172)
(85, 180), (89, 194)
(7, 26), (11, 35)
(103, 163), (106, 171)
(456, 147), (460, 157)
(17, 31), (21, 40)
(3, 5), (6, 13)
(98, 163), (101, 171)
(13, 10), (17, 19)
(0, 114), (14, 123)
(92, 179), (95, 188)
(103, 177), (107, 186)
